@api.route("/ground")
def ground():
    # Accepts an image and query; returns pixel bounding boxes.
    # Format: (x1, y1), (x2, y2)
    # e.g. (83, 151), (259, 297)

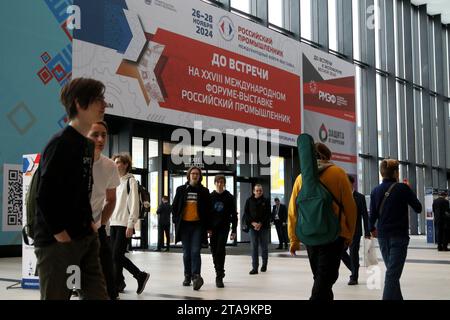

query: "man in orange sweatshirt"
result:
(288, 143), (356, 300)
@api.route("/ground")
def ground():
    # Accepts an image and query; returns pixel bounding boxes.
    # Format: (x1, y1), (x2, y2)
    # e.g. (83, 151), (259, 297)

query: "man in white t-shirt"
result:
(88, 121), (120, 300)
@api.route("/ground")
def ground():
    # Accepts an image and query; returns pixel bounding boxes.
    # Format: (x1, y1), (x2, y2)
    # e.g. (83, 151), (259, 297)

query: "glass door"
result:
(147, 139), (160, 249)
(168, 172), (186, 246)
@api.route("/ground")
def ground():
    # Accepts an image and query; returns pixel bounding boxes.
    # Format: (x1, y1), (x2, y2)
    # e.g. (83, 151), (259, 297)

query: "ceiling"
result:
(411, 0), (450, 24)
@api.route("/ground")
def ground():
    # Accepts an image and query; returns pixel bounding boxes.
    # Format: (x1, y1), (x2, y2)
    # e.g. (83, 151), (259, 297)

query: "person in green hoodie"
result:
(208, 175), (238, 288)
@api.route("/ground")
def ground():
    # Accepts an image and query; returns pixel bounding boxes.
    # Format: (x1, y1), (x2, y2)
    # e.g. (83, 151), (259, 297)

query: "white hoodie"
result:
(110, 173), (139, 228)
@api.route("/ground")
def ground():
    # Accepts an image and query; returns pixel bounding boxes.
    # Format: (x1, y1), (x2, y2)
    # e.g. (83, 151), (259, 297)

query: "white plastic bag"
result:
(364, 238), (378, 266)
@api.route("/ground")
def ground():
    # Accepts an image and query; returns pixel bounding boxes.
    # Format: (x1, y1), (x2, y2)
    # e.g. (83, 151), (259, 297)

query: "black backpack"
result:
(22, 168), (40, 246)
(127, 177), (151, 219)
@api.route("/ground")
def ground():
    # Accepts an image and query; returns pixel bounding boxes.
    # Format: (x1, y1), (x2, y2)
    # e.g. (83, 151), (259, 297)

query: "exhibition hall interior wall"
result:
(0, 0), (73, 248)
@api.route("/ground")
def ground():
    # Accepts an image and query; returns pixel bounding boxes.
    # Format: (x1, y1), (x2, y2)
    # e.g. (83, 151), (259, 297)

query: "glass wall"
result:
(223, 0), (450, 234)
(148, 139), (159, 247)
(270, 156), (285, 244)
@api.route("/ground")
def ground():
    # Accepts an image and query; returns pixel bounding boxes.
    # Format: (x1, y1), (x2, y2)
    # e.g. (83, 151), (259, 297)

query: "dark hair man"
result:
(341, 175), (370, 285)
(271, 198), (288, 250)
(155, 196), (172, 252)
(208, 175), (238, 288)
(433, 191), (450, 251)
(244, 184), (271, 275)
(34, 77), (109, 300)
(369, 159), (422, 300)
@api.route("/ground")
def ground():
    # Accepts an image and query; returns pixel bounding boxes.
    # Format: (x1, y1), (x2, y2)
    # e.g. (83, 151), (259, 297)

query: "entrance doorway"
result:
(164, 169), (236, 246)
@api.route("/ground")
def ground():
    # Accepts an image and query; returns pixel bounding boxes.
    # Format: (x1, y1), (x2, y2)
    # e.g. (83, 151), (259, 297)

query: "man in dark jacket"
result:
(244, 184), (271, 274)
(208, 175), (238, 288)
(34, 78), (108, 300)
(433, 191), (450, 251)
(370, 159), (422, 300)
(155, 196), (172, 252)
(172, 167), (211, 290)
(271, 198), (288, 249)
(341, 175), (370, 285)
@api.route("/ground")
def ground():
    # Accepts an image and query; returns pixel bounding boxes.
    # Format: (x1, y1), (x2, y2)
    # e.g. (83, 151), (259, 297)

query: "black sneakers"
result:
(348, 279), (358, 285)
(249, 269), (258, 275)
(192, 274), (204, 291)
(261, 265), (267, 272)
(117, 282), (126, 293)
(183, 274), (191, 286)
(136, 272), (150, 294)
(216, 276), (224, 288)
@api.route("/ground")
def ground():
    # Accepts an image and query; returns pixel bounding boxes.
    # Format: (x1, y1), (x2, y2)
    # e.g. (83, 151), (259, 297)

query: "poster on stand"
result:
(425, 187), (435, 244)
(22, 154), (40, 289)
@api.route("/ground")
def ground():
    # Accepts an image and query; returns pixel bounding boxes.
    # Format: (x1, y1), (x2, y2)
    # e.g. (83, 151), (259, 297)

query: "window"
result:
(376, 74), (384, 157)
(352, 0), (360, 60)
(231, 0), (250, 13)
(148, 139), (158, 158)
(268, 0), (284, 28)
(270, 156), (285, 204)
(414, 89), (424, 163)
(374, 0), (381, 69)
(132, 137), (144, 168)
(356, 66), (362, 155)
(328, 0), (337, 51)
(301, 0), (312, 40)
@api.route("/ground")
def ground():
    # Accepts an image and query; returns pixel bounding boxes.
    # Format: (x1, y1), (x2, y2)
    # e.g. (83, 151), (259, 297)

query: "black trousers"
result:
(341, 236), (361, 281)
(274, 220), (288, 246)
(210, 226), (230, 276)
(435, 220), (449, 249)
(98, 228), (118, 299)
(306, 237), (345, 301)
(110, 226), (142, 287)
(157, 224), (170, 250)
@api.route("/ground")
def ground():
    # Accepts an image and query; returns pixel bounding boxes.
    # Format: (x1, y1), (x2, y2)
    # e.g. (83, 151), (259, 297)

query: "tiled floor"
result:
(1, 236), (449, 300)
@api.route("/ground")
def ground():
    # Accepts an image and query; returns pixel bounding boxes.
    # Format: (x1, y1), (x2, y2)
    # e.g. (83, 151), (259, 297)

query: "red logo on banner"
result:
(304, 77), (356, 122)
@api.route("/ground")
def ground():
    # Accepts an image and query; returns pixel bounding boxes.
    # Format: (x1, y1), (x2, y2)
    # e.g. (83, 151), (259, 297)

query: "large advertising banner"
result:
(301, 45), (356, 174)
(73, 0), (302, 146)
(22, 154), (40, 289)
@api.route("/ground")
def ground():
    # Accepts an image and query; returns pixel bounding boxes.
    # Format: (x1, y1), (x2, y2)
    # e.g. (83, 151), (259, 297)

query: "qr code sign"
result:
(2, 164), (23, 232)
(7, 169), (23, 226)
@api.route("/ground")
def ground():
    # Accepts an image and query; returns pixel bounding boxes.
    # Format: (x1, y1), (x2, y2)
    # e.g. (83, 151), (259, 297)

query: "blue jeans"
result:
(180, 222), (203, 276)
(249, 228), (269, 270)
(378, 237), (409, 300)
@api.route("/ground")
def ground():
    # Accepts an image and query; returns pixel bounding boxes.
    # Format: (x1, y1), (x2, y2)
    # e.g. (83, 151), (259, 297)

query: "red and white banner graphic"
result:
(73, 0), (302, 145)
(302, 45), (357, 175)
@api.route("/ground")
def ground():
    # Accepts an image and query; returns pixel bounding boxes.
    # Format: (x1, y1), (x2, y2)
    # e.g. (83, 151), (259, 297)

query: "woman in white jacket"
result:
(110, 153), (149, 295)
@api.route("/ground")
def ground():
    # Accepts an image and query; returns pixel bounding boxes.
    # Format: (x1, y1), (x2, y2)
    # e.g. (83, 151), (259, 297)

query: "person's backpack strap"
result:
(379, 182), (398, 216)
(22, 228), (31, 246)
(23, 167), (40, 246)
(126, 176), (133, 216)
(319, 180), (343, 223)
(318, 165), (344, 223)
